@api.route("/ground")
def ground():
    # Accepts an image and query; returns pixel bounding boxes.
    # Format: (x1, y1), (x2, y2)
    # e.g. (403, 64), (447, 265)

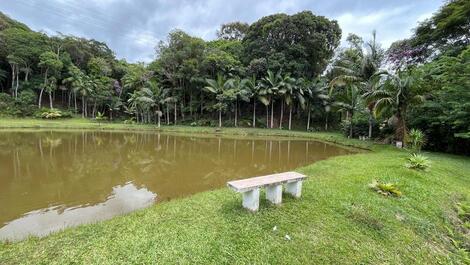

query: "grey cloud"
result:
(0, 0), (443, 62)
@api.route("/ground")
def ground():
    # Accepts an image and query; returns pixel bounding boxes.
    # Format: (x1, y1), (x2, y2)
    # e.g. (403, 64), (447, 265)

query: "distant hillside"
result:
(0, 11), (30, 31)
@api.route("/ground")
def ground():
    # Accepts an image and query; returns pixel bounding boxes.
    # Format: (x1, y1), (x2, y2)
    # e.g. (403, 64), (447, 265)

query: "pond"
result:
(0, 130), (353, 241)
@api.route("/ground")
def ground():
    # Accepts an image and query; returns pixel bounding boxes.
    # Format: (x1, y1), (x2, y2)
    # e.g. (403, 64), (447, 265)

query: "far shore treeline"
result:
(0, 0), (469, 154)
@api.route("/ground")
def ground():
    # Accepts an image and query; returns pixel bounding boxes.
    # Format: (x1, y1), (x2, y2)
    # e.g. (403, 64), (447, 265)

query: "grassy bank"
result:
(0, 118), (469, 264)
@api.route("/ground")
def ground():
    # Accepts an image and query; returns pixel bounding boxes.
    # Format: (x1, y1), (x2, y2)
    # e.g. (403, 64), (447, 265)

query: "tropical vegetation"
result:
(1, 0), (469, 154)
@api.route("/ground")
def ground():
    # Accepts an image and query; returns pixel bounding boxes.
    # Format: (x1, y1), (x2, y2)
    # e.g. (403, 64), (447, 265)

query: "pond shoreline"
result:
(0, 118), (372, 151)
(0, 118), (469, 264)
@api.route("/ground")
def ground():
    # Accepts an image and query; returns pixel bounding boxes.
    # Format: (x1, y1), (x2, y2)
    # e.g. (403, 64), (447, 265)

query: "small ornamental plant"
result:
(369, 180), (402, 197)
(405, 153), (431, 171)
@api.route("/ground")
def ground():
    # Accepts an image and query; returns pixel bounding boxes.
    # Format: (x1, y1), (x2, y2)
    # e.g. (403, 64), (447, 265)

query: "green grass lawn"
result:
(0, 118), (469, 264)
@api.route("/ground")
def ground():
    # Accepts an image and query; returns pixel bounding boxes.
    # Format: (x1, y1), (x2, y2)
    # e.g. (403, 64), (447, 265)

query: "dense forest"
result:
(0, 0), (469, 154)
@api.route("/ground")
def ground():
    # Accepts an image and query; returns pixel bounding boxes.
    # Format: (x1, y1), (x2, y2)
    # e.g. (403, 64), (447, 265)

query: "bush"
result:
(34, 108), (72, 119)
(368, 180), (402, 197)
(15, 90), (37, 116)
(407, 128), (426, 153)
(405, 154), (431, 170)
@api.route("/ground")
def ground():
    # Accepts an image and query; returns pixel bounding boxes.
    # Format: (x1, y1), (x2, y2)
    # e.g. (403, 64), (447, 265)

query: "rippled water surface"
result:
(0, 130), (353, 241)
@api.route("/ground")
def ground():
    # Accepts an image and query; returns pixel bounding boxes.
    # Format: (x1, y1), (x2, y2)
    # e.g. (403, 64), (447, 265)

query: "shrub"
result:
(405, 154), (431, 170)
(369, 180), (402, 197)
(34, 108), (72, 119)
(95, 111), (106, 123)
(407, 128), (426, 153)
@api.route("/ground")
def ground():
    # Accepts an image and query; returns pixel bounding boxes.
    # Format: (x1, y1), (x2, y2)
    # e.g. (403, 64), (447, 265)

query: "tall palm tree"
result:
(260, 70), (282, 128)
(204, 74), (233, 127)
(281, 76), (306, 130)
(366, 71), (425, 145)
(79, 76), (95, 118)
(228, 76), (250, 127)
(330, 31), (385, 137)
(244, 75), (265, 128)
(305, 79), (329, 131)
(333, 84), (362, 138)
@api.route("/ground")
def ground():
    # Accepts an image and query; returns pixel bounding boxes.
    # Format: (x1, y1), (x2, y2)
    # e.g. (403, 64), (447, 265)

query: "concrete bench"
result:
(227, 172), (306, 211)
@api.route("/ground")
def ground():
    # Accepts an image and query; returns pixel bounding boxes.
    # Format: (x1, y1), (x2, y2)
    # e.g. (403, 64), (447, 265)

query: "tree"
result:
(216, 22), (249, 41)
(332, 84), (362, 138)
(243, 11), (341, 78)
(408, 46), (470, 154)
(282, 77), (307, 130)
(38, 51), (63, 108)
(260, 70), (283, 128)
(329, 32), (385, 138)
(244, 75), (265, 128)
(228, 76), (250, 127)
(204, 74), (234, 127)
(63, 64), (85, 112)
(367, 71), (425, 144)
(305, 79), (329, 131)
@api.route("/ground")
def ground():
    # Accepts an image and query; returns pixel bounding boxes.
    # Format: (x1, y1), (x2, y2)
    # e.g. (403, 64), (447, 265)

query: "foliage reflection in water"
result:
(0, 130), (353, 241)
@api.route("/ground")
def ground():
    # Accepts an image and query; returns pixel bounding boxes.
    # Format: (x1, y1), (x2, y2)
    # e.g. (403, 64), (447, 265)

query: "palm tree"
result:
(281, 76), (306, 130)
(366, 71), (425, 145)
(244, 75), (265, 128)
(260, 70), (282, 128)
(333, 84), (362, 138)
(330, 31), (385, 138)
(204, 74), (233, 127)
(228, 76), (250, 127)
(63, 65), (85, 113)
(78, 75), (95, 118)
(305, 79), (329, 131)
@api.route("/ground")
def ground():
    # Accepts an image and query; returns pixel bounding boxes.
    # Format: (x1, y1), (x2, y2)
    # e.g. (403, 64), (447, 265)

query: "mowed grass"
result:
(0, 118), (469, 264)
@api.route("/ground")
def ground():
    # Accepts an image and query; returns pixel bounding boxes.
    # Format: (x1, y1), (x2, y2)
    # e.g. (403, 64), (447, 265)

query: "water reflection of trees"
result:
(0, 131), (352, 225)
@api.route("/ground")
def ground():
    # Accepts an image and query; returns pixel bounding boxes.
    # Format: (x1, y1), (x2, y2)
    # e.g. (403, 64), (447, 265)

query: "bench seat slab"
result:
(227, 172), (306, 193)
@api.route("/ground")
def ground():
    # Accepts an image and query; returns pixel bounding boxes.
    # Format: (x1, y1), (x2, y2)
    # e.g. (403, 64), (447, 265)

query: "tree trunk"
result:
(48, 92), (53, 109)
(307, 107), (311, 131)
(325, 114), (329, 131)
(396, 110), (407, 146)
(157, 115), (161, 128)
(266, 105), (269, 128)
(166, 104), (170, 125)
(10, 64), (15, 97)
(15, 68), (19, 99)
(234, 100), (238, 127)
(82, 96), (85, 118)
(38, 88), (45, 108)
(288, 105), (293, 130)
(39, 68), (48, 108)
(174, 101), (177, 125)
(279, 100), (284, 129)
(252, 100), (256, 128)
(368, 114), (373, 138)
(74, 93), (77, 112)
(349, 111), (354, 138)
(270, 102), (274, 129)
(218, 109), (222, 127)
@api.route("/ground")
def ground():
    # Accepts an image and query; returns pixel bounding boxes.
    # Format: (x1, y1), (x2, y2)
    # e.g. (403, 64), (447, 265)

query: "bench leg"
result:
(285, 181), (302, 198)
(242, 188), (260, 211)
(266, 184), (282, 205)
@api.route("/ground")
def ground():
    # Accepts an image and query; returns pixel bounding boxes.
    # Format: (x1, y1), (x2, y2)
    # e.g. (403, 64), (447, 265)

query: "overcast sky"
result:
(0, 0), (443, 62)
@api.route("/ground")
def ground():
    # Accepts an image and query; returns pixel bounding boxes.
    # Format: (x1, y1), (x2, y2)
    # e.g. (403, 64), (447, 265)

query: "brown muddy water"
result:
(0, 130), (353, 241)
